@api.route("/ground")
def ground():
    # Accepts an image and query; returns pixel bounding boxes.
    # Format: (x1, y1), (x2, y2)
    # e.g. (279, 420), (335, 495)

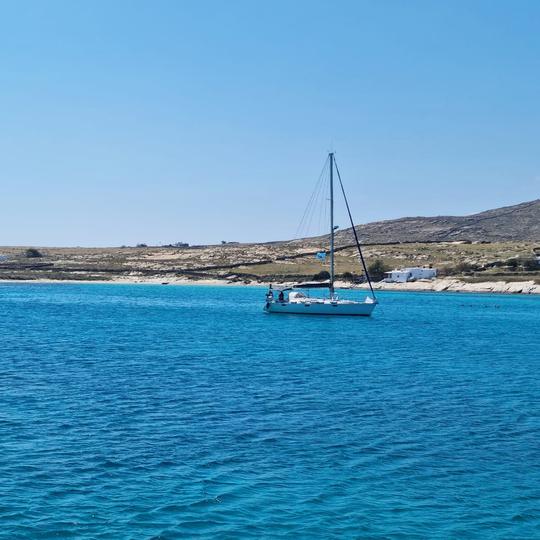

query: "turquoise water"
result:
(1, 283), (539, 539)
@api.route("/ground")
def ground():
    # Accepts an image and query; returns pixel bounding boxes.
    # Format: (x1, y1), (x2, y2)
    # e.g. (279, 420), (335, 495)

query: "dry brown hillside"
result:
(290, 199), (540, 246)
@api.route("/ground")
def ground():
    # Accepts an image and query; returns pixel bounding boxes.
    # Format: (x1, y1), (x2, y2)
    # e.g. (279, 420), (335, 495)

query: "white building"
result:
(384, 267), (437, 283)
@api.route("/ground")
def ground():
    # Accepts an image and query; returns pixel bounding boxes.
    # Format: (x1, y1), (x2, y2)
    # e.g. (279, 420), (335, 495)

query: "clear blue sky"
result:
(1, 1), (539, 246)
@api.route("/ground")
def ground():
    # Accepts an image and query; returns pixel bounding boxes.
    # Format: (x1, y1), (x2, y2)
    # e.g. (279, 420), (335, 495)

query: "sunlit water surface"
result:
(1, 283), (539, 538)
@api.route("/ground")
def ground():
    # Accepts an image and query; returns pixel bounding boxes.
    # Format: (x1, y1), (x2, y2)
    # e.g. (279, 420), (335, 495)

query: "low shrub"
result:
(312, 270), (331, 281)
(505, 258), (519, 270)
(24, 248), (43, 258)
(521, 258), (539, 271)
(367, 259), (389, 280)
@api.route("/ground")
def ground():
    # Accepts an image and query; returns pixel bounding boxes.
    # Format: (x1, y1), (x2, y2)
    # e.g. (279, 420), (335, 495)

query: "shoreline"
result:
(1, 277), (539, 295)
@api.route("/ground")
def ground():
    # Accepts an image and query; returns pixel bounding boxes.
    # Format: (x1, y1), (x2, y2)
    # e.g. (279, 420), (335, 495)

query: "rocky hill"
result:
(305, 199), (540, 246)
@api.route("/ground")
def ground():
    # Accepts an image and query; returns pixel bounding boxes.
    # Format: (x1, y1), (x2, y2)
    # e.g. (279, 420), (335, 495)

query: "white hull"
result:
(264, 298), (376, 317)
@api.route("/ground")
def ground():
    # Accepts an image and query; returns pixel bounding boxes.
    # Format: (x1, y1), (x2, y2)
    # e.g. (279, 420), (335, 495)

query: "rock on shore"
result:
(351, 278), (540, 295)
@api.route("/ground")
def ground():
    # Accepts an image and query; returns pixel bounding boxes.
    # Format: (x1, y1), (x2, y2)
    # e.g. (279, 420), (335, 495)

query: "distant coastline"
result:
(1, 277), (539, 295)
(1, 236), (538, 294)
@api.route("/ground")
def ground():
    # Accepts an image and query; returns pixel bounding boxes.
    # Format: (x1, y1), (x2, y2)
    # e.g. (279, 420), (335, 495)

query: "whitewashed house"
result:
(384, 267), (437, 283)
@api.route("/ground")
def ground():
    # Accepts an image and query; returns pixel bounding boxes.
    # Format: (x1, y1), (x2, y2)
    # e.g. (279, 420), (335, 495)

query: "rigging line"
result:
(301, 157), (329, 240)
(304, 160), (327, 240)
(295, 167), (320, 239)
(316, 165), (329, 242)
(298, 161), (323, 240)
(295, 156), (329, 239)
(333, 157), (377, 301)
(322, 168), (329, 247)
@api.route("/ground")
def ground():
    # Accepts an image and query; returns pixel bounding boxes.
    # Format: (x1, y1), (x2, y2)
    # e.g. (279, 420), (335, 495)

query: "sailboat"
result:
(264, 152), (378, 316)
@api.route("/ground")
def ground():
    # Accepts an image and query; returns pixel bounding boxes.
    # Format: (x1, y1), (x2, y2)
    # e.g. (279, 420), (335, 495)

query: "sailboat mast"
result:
(329, 152), (335, 295)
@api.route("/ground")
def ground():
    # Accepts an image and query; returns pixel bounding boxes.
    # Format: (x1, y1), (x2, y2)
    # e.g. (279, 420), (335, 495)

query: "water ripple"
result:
(0, 283), (539, 538)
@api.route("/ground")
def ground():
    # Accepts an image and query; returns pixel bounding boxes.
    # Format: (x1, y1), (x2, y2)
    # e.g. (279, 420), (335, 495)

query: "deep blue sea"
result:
(1, 283), (539, 539)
